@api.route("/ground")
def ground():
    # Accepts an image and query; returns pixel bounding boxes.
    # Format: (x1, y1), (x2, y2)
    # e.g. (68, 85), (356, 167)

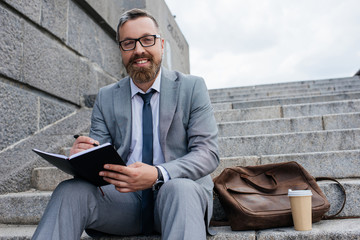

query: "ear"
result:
(161, 38), (165, 55)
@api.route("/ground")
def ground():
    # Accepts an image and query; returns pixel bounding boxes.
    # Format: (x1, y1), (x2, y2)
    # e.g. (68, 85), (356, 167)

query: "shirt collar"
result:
(130, 69), (162, 98)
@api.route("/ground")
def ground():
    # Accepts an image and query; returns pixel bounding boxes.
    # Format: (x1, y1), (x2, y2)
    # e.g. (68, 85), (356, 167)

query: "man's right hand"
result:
(69, 136), (99, 156)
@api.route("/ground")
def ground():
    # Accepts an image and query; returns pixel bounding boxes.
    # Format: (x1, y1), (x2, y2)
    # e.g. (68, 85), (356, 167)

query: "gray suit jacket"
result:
(89, 68), (219, 228)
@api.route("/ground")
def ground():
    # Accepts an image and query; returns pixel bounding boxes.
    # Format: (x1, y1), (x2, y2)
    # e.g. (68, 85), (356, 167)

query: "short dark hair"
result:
(116, 8), (160, 41)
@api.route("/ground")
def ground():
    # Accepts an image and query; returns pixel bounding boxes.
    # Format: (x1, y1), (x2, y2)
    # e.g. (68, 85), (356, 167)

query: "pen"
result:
(73, 135), (99, 147)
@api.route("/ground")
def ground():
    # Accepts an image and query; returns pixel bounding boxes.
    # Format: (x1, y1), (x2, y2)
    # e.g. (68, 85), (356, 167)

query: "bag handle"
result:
(241, 172), (278, 193)
(315, 177), (346, 219)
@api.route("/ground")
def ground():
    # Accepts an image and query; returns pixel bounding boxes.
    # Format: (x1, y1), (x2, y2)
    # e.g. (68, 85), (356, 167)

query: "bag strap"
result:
(315, 177), (347, 219)
(240, 172), (278, 193)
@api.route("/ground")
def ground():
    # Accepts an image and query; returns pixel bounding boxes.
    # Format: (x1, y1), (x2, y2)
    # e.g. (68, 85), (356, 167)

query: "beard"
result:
(125, 53), (162, 85)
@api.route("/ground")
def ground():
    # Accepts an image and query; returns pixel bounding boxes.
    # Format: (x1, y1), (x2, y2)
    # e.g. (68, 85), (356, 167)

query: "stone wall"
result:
(0, 0), (189, 151)
(0, 0), (189, 193)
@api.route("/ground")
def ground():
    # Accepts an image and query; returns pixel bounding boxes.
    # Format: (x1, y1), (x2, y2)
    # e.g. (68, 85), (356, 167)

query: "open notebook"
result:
(33, 143), (125, 186)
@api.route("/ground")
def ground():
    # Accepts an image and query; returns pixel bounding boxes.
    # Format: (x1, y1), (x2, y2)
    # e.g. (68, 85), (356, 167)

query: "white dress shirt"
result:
(127, 70), (169, 182)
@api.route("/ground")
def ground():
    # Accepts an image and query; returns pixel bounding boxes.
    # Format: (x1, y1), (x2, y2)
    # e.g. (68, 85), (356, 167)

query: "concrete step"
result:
(209, 76), (360, 100)
(31, 167), (71, 191)
(210, 85), (360, 103)
(212, 179), (359, 221)
(214, 99), (360, 122)
(218, 116), (321, 137)
(1, 179), (358, 225)
(255, 218), (360, 240)
(0, 224), (91, 240)
(214, 105), (282, 122)
(31, 149), (360, 192)
(1, 219), (360, 239)
(219, 129), (360, 157)
(212, 102), (233, 111)
(0, 190), (51, 224)
(212, 150), (360, 179)
(317, 178), (360, 218)
(209, 76), (360, 98)
(30, 132), (89, 191)
(218, 112), (360, 137)
(229, 91), (360, 109)
(0, 178), (358, 239)
(0, 109), (92, 195)
(214, 174), (360, 222)
(0, 224), (37, 240)
(283, 99), (360, 118)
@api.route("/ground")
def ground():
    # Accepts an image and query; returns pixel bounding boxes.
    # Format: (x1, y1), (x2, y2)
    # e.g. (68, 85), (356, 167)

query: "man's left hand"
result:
(100, 162), (158, 192)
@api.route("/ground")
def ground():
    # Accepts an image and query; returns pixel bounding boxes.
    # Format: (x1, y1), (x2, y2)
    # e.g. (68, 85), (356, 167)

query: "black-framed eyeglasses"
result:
(118, 34), (161, 51)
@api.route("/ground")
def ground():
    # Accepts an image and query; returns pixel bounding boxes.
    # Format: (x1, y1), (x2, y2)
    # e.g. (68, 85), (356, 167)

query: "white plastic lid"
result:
(288, 189), (313, 196)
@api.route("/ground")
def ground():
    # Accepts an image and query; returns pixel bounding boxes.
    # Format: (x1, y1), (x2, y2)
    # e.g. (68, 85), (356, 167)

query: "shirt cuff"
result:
(157, 165), (170, 182)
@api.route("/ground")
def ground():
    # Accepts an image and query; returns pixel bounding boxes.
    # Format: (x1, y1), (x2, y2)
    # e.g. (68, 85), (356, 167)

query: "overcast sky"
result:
(164, 0), (360, 89)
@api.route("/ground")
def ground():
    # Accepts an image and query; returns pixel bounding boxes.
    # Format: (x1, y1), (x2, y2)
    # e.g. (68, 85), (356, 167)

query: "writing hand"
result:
(69, 136), (100, 156)
(99, 162), (158, 193)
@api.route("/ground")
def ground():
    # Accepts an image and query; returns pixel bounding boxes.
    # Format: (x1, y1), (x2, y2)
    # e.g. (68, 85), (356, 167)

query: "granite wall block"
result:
(67, 0), (122, 78)
(85, 0), (134, 30)
(3, 0), (41, 24)
(23, 21), (80, 104)
(40, 0), (69, 41)
(0, 109), (92, 194)
(39, 98), (75, 129)
(78, 57), (99, 99)
(4, 0), (68, 42)
(0, 81), (38, 151)
(96, 67), (118, 90)
(67, 0), (102, 66)
(97, 29), (124, 78)
(0, 80), (76, 152)
(0, 5), (23, 81)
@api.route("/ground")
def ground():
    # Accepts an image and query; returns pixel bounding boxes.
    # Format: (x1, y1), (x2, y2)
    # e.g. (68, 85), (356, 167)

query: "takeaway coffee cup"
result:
(288, 189), (313, 231)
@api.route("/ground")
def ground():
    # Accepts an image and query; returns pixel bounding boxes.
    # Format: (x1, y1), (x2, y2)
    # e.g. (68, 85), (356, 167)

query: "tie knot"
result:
(138, 89), (156, 104)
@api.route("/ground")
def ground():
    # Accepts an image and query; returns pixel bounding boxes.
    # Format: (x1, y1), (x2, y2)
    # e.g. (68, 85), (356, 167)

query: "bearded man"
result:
(32, 8), (219, 240)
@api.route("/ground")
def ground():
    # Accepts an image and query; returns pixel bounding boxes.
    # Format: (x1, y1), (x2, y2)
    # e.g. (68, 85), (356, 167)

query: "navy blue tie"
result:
(138, 90), (155, 234)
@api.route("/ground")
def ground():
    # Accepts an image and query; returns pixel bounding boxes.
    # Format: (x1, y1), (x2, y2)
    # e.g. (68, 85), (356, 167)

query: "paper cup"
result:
(288, 189), (313, 231)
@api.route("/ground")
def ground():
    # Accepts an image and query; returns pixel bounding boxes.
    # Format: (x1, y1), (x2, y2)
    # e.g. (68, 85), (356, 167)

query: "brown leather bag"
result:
(213, 161), (333, 230)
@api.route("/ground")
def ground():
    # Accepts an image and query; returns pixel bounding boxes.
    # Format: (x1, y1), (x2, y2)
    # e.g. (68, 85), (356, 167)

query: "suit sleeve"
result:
(161, 77), (220, 180)
(89, 89), (113, 145)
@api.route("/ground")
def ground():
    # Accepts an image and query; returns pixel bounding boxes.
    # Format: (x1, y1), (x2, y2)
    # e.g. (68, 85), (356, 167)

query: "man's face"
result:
(118, 17), (164, 85)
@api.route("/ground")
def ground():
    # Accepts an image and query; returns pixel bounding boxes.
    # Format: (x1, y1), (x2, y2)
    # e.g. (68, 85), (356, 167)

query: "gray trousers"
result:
(32, 178), (209, 240)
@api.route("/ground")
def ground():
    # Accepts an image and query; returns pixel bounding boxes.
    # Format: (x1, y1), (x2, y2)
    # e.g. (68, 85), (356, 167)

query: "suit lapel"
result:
(113, 77), (132, 160)
(112, 69), (179, 161)
(159, 69), (179, 160)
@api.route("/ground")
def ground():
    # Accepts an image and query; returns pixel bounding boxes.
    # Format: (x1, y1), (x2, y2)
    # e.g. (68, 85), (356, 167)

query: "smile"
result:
(135, 59), (148, 64)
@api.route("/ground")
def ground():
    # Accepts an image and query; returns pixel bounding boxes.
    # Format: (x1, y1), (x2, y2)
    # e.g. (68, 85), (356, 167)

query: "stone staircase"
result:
(1, 76), (360, 239)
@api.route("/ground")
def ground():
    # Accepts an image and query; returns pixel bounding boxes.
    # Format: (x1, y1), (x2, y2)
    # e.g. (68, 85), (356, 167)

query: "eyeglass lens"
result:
(120, 35), (157, 51)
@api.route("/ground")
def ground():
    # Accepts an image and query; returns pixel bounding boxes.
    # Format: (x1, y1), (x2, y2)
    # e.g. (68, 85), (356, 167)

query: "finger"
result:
(102, 177), (136, 192)
(75, 136), (99, 146)
(70, 144), (91, 156)
(103, 164), (130, 175)
(100, 170), (129, 182)
(76, 142), (95, 150)
(70, 148), (84, 155)
(102, 176), (127, 186)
